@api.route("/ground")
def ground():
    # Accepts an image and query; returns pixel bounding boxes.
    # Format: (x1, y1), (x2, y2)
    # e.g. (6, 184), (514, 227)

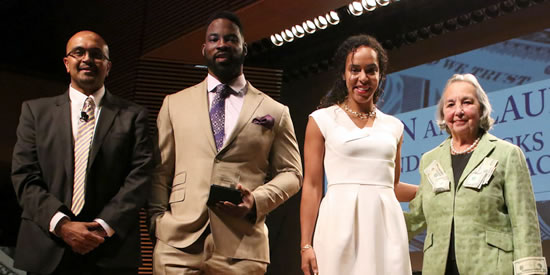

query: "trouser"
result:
(153, 231), (267, 275)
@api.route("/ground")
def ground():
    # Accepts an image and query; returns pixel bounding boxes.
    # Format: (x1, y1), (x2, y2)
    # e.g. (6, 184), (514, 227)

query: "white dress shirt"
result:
(206, 73), (247, 145)
(49, 85), (114, 237)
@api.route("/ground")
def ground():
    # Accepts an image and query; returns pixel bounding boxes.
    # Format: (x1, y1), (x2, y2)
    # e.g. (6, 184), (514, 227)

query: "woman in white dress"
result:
(300, 35), (418, 275)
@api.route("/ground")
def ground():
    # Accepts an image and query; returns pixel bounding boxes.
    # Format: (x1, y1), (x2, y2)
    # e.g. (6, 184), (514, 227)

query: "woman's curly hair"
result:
(318, 34), (388, 108)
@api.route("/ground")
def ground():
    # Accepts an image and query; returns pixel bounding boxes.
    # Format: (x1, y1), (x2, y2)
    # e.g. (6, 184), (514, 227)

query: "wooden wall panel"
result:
(134, 57), (282, 111)
(142, 0), (259, 53)
(138, 210), (153, 274)
(97, 0), (147, 101)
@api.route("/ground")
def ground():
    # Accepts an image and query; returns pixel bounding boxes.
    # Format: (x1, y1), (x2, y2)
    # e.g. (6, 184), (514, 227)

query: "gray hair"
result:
(436, 73), (495, 134)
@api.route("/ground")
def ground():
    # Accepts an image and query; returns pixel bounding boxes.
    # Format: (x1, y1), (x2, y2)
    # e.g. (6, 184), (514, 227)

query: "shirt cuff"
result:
(49, 212), (69, 235)
(94, 218), (115, 237)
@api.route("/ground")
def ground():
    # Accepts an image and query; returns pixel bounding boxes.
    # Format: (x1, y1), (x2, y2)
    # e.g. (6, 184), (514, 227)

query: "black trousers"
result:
(445, 257), (460, 275)
(445, 228), (460, 275)
(30, 249), (138, 275)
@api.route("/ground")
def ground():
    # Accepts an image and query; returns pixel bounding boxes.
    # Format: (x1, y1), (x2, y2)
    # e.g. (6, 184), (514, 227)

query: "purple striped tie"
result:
(210, 84), (233, 151)
(71, 97), (95, 215)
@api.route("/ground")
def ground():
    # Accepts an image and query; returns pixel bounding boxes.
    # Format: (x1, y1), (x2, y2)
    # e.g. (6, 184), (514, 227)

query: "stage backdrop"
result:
(377, 28), (550, 250)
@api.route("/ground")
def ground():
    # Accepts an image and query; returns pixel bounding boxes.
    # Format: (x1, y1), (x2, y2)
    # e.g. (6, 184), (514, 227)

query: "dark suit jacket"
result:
(11, 89), (154, 274)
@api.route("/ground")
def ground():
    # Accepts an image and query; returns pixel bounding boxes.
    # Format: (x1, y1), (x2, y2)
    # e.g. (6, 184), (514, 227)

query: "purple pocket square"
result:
(252, 115), (275, 129)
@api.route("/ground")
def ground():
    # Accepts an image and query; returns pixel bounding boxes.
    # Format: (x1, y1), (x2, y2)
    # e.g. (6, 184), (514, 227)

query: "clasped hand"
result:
(215, 184), (255, 218)
(55, 219), (106, 255)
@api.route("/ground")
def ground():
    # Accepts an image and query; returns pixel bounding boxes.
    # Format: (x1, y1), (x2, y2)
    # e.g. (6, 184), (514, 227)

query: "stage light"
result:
(362, 0), (377, 11)
(405, 30), (417, 43)
(268, 10), (339, 46)
(326, 11), (340, 25)
(485, 4), (499, 17)
(430, 22), (443, 35)
(271, 34), (283, 46)
(303, 20), (316, 34)
(292, 25), (305, 38)
(348, 2), (363, 16)
(457, 14), (471, 26)
(500, 0), (515, 12)
(314, 16), (328, 29)
(281, 29), (294, 42)
(472, 9), (485, 22)
(418, 26), (430, 39)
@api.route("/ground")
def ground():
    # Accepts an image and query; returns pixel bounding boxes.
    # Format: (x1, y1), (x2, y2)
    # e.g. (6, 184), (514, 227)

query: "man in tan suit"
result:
(148, 11), (302, 274)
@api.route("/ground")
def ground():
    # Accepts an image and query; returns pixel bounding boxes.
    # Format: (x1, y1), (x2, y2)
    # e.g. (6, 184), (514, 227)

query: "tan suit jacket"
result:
(148, 80), (302, 263)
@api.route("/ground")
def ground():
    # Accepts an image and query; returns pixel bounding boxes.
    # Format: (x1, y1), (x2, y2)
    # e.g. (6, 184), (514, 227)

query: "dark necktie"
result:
(209, 84), (233, 151)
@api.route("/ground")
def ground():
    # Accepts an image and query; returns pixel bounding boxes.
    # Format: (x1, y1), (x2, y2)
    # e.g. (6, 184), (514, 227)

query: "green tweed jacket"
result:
(405, 133), (545, 275)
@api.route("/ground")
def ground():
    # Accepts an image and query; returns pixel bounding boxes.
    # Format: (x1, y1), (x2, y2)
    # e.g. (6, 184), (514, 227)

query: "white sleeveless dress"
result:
(310, 105), (412, 275)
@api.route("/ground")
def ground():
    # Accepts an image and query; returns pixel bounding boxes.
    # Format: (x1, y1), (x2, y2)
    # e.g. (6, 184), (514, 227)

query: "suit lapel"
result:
(220, 83), (263, 153)
(54, 91), (75, 185)
(435, 139), (455, 190)
(195, 81), (217, 153)
(89, 91), (119, 166)
(456, 133), (496, 189)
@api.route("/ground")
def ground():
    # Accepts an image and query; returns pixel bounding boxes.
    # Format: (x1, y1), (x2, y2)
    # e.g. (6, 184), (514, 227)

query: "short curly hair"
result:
(206, 11), (244, 36)
(436, 73), (495, 134)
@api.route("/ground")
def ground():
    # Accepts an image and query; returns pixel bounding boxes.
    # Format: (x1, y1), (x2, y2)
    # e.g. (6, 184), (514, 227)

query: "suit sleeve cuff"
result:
(94, 218), (115, 237)
(245, 201), (258, 224)
(49, 212), (69, 235)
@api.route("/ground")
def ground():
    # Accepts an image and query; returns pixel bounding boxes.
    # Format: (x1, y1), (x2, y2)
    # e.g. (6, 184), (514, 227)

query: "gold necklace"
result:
(342, 103), (376, 120)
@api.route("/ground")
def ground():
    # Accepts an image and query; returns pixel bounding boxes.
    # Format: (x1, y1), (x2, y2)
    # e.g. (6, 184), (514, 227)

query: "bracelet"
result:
(301, 244), (313, 252)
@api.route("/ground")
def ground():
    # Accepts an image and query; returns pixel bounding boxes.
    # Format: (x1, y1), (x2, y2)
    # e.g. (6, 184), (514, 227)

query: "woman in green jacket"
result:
(405, 73), (546, 275)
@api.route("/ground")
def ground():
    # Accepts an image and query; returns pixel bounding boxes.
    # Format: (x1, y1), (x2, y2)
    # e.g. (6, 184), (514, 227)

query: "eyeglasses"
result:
(66, 47), (110, 61)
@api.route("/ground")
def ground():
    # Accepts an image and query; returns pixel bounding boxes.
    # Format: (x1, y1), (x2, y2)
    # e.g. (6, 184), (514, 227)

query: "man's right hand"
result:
(55, 219), (105, 255)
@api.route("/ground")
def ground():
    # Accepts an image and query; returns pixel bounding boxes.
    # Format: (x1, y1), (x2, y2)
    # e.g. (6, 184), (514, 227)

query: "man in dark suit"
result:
(11, 30), (154, 275)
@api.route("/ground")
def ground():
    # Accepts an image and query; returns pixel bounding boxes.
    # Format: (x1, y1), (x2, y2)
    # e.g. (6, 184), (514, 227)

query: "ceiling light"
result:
(362, 0), (377, 11)
(348, 1), (363, 16)
(281, 30), (294, 42)
(326, 11), (340, 25)
(314, 16), (328, 29)
(269, 10), (339, 44)
(302, 20), (316, 34)
(376, 0), (390, 6)
(271, 34), (283, 46)
(292, 25), (305, 38)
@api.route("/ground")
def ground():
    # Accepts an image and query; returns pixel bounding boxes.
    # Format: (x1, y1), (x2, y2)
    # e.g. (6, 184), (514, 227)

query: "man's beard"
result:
(206, 53), (245, 82)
